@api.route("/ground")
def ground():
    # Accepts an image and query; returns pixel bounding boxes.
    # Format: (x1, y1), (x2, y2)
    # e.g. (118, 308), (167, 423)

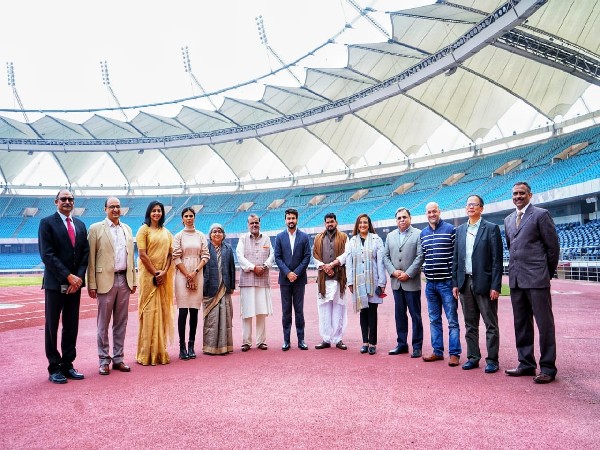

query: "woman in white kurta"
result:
(172, 207), (209, 360)
(346, 213), (387, 355)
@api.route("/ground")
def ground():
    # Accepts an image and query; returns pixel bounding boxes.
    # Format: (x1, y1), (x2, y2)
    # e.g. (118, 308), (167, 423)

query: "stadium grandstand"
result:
(1, 0), (599, 281)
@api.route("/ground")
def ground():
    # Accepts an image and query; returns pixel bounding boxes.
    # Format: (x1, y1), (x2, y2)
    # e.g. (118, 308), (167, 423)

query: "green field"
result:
(0, 276), (43, 287)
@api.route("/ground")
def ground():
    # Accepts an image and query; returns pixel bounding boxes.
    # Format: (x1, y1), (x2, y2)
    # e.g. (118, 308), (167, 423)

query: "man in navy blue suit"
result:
(38, 189), (90, 384)
(274, 208), (311, 351)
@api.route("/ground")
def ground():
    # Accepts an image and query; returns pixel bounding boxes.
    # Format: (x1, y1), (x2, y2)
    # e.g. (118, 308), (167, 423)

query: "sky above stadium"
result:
(1, 0), (434, 123)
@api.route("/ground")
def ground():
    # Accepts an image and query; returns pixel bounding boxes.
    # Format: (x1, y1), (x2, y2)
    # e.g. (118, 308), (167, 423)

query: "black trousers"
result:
(510, 286), (557, 376)
(360, 303), (379, 345)
(45, 289), (81, 374)
(280, 283), (306, 342)
(460, 277), (499, 364)
(178, 308), (199, 343)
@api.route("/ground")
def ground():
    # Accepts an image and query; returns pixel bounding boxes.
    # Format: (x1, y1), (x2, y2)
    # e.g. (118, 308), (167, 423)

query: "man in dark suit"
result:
(38, 189), (90, 384)
(504, 182), (560, 384)
(452, 195), (503, 374)
(274, 208), (311, 351)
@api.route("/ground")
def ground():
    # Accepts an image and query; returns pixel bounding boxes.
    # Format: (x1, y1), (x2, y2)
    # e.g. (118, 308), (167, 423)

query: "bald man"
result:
(420, 202), (461, 366)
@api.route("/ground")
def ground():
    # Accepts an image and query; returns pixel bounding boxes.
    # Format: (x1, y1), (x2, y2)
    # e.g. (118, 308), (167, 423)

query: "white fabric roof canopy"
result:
(0, 0), (599, 194)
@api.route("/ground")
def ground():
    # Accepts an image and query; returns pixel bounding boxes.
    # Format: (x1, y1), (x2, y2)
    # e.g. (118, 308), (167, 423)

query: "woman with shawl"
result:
(346, 213), (387, 355)
(202, 223), (235, 355)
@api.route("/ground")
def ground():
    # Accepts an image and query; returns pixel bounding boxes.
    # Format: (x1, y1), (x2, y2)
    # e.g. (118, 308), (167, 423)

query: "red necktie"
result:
(66, 217), (76, 246)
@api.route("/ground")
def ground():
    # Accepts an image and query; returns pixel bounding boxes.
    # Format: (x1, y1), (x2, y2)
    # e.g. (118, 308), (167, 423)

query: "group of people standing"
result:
(39, 180), (560, 385)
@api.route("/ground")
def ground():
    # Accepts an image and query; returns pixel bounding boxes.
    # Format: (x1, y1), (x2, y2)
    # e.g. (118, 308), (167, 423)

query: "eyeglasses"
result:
(107, 205), (121, 209)
(59, 197), (74, 202)
(211, 229), (224, 234)
(249, 221), (260, 225)
(466, 203), (481, 208)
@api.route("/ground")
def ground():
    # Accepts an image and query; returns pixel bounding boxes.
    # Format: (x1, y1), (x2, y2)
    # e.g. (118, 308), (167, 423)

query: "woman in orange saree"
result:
(135, 200), (175, 365)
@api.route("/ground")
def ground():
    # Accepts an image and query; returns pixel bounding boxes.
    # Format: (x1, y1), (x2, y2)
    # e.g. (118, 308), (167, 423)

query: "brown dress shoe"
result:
(99, 364), (110, 375)
(112, 362), (131, 372)
(533, 373), (555, 384)
(448, 355), (460, 366)
(422, 353), (444, 362)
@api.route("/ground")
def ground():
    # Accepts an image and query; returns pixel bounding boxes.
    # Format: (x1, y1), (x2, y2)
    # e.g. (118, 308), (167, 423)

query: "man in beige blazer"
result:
(87, 197), (137, 375)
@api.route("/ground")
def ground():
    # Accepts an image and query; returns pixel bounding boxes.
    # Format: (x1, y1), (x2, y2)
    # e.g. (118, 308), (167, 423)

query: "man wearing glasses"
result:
(452, 195), (503, 374)
(383, 207), (424, 358)
(236, 214), (274, 351)
(87, 197), (137, 376)
(38, 190), (90, 384)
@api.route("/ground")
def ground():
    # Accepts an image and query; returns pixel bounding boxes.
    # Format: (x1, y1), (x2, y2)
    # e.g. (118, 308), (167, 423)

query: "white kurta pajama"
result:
(314, 232), (349, 345)
(236, 232), (274, 347)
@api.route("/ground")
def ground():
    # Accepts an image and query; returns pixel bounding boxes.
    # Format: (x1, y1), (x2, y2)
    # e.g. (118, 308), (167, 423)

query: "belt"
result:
(115, 270), (126, 275)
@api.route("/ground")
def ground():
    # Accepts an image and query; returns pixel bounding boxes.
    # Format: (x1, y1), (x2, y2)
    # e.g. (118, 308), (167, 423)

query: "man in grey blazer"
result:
(383, 207), (424, 358)
(452, 195), (503, 374)
(87, 197), (137, 375)
(504, 182), (560, 384)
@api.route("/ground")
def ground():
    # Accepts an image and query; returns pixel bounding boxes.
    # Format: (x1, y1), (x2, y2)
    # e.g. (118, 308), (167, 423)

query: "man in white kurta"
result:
(313, 213), (349, 350)
(236, 214), (274, 351)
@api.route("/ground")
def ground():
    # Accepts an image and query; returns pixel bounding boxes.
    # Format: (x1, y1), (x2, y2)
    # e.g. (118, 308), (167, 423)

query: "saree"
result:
(135, 225), (175, 365)
(203, 282), (233, 355)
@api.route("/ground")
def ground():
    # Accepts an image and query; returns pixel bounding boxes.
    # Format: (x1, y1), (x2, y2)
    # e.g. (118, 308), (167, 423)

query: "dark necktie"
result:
(66, 217), (76, 246)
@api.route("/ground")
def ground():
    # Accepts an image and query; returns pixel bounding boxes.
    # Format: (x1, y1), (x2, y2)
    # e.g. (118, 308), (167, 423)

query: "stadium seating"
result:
(1, 124), (599, 270)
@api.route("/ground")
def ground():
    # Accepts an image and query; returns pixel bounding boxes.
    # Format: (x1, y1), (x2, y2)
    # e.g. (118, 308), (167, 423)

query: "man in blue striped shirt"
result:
(420, 202), (461, 366)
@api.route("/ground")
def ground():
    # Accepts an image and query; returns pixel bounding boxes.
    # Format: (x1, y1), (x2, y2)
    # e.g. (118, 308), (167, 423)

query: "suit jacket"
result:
(383, 226), (423, 291)
(504, 204), (560, 289)
(38, 212), (90, 290)
(87, 219), (137, 294)
(452, 219), (503, 296)
(274, 229), (311, 285)
(203, 241), (236, 298)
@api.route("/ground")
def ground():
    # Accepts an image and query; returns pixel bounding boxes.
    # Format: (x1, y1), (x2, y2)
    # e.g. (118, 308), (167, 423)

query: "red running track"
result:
(1, 274), (599, 449)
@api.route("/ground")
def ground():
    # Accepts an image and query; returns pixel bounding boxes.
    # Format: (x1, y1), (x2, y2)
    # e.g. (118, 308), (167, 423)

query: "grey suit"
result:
(504, 204), (560, 376)
(383, 226), (424, 350)
(452, 219), (503, 364)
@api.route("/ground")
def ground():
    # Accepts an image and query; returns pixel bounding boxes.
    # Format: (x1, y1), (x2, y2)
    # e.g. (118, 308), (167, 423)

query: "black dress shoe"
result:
(63, 368), (84, 380)
(388, 345), (409, 355)
(534, 373), (555, 384)
(360, 345), (369, 354)
(336, 341), (347, 350)
(315, 341), (331, 349)
(505, 367), (536, 377)
(298, 340), (308, 350)
(282, 342), (291, 351)
(485, 363), (499, 374)
(368, 346), (377, 355)
(462, 360), (479, 370)
(49, 371), (67, 384)
(410, 349), (422, 358)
